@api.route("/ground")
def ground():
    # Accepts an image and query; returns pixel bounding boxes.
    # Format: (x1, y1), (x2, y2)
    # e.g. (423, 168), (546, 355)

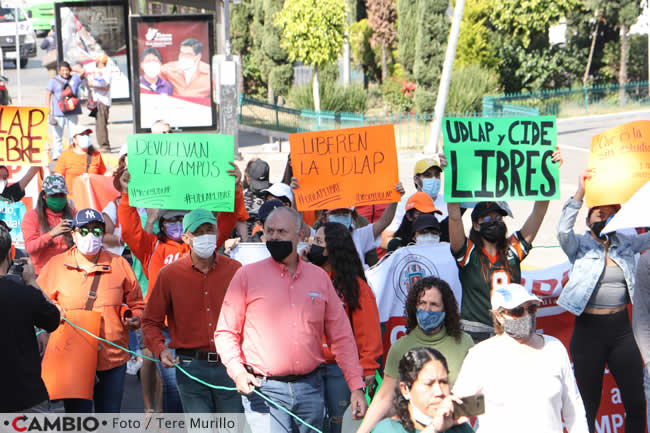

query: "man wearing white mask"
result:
(413, 214), (442, 245)
(142, 208), (244, 414)
(139, 48), (173, 95)
(161, 38), (211, 98)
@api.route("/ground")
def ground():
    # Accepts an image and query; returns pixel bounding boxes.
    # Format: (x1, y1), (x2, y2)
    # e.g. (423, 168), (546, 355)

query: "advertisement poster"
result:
(55, 0), (131, 101)
(130, 15), (216, 132)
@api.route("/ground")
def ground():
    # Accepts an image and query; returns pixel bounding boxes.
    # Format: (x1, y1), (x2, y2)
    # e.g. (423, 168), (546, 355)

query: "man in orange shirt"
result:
(38, 208), (144, 413)
(160, 38), (210, 98)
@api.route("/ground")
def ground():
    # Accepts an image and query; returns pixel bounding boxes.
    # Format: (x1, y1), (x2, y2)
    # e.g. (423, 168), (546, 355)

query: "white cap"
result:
(262, 183), (294, 206)
(491, 283), (540, 310)
(72, 124), (92, 137)
(119, 144), (128, 158)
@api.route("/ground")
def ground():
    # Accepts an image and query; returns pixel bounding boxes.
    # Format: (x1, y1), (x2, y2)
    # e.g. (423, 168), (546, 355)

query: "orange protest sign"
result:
(70, 174), (120, 212)
(289, 124), (401, 211)
(41, 310), (101, 400)
(586, 121), (650, 208)
(0, 106), (49, 166)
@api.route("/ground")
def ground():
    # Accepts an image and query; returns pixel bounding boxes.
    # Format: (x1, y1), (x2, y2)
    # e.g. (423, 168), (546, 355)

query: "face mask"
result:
(404, 394), (433, 427)
(503, 314), (536, 339)
(416, 309), (446, 333)
(307, 244), (328, 266)
(479, 221), (506, 242)
(178, 57), (195, 71)
(190, 234), (217, 259)
(143, 62), (161, 78)
(421, 177), (441, 198)
(164, 221), (183, 241)
(77, 135), (91, 150)
(46, 196), (67, 213)
(75, 233), (103, 255)
(328, 214), (352, 229)
(266, 240), (293, 262)
(416, 233), (440, 244)
(590, 215), (614, 240)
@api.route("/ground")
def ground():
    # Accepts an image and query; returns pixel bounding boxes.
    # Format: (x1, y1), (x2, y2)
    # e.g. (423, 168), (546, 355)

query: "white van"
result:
(0, 7), (37, 67)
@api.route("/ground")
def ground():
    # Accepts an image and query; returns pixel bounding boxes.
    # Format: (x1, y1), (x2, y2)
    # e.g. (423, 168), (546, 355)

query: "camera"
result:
(8, 259), (24, 277)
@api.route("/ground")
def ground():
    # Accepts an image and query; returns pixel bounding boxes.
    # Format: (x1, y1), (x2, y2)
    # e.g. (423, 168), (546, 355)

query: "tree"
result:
(367, 0), (397, 82)
(455, 0), (498, 71)
(350, 18), (381, 84)
(275, 0), (347, 111)
(397, 0), (418, 78)
(261, 0), (293, 103)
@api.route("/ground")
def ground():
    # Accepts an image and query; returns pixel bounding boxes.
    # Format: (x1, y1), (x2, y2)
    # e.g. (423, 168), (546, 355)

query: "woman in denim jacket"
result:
(557, 169), (650, 433)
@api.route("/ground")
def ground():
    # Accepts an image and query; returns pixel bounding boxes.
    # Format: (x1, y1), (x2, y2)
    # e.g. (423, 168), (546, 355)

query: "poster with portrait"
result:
(55, 0), (131, 101)
(130, 15), (216, 132)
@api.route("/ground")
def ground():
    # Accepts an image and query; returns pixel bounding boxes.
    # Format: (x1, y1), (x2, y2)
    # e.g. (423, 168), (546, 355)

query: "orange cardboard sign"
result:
(41, 310), (101, 400)
(0, 106), (49, 166)
(289, 124), (401, 211)
(586, 121), (650, 208)
(70, 173), (121, 212)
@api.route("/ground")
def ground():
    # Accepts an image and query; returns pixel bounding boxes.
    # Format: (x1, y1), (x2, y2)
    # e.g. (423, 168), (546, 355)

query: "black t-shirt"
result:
(1, 183), (24, 202)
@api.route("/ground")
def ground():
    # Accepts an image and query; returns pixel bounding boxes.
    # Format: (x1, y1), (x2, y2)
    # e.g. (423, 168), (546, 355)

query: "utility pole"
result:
(14, 6), (21, 104)
(217, 0), (241, 158)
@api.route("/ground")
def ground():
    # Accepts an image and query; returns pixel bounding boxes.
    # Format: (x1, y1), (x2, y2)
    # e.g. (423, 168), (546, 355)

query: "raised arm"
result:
(557, 169), (591, 261)
(372, 182), (405, 238)
(448, 202), (466, 254)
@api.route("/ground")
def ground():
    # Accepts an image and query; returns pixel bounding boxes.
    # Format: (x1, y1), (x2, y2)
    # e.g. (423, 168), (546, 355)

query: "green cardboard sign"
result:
(127, 133), (235, 211)
(442, 116), (560, 202)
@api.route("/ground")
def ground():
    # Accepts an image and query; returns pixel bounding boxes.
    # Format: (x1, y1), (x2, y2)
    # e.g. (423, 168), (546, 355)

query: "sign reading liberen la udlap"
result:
(127, 134), (235, 211)
(442, 116), (560, 202)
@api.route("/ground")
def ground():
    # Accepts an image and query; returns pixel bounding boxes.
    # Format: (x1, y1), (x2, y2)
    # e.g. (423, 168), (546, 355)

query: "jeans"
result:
(175, 356), (242, 414)
(51, 114), (78, 160)
(645, 364), (650, 431)
(155, 328), (183, 413)
(63, 363), (127, 413)
(323, 363), (350, 433)
(242, 368), (324, 433)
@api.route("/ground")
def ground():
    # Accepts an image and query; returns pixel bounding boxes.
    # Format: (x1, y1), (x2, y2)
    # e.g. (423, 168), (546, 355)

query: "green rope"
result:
(35, 329), (45, 336)
(61, 317), (323, 433)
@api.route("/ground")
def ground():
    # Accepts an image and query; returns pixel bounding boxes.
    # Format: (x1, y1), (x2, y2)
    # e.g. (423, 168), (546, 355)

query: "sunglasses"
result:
(77, 227), (104, 237)
(504, 303), (539, 318)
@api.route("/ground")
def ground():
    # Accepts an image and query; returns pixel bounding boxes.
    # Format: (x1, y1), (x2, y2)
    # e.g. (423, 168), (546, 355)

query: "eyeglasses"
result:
(504, 304), (539, 318)
(77, 227), (104, 237)
(481, 215), (504, 223)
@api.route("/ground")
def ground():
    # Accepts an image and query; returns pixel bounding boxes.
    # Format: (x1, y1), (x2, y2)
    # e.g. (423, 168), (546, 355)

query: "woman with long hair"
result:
(357, 277), (474, 433)
(305, 221), (382, 433)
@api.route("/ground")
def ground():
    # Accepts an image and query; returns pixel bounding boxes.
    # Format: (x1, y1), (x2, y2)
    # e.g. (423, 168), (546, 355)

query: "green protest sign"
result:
(127, 134), (235, 211)
(442, 116), (560, 202)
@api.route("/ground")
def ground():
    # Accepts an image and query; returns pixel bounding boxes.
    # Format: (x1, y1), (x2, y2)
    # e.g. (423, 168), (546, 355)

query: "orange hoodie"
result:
(323, 276), (383, 377)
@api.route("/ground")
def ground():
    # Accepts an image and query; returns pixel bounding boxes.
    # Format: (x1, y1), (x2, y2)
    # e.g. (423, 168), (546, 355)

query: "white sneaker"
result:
(126, 357), (143, 375)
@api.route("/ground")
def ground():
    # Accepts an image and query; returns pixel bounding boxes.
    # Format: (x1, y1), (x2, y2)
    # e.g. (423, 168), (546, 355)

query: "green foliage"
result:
(274, 0), (347, 67)
(288, 81), (368, 112)
(455, 0), (497, 71)
(268, 64), (294, 98)
(381, 77), (416, 112)
(350, 19), (382, 83)
(397, 0), (418, 78)
(446, 64), (501, 113)
(601, 34), (649, 83)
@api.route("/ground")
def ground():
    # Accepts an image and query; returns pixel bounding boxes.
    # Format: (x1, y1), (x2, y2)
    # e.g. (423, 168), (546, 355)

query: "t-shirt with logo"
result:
(453, 232), (531, 326)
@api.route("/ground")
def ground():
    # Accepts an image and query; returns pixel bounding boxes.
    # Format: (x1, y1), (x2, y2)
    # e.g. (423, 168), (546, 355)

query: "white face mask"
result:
(75, 233), (103, 256)
(178, 57), (195, 71)
(143, 62), (161, 78)
(404, 393), (433, 426)
(191, 234), (217, 258)
(416, 233), (440, 244)
(77, 135), (91, 150)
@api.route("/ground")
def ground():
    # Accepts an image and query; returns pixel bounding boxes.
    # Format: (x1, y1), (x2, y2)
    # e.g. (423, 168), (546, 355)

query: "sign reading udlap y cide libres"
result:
(442, 116), (560, 202)
(127, 134), (235, 211)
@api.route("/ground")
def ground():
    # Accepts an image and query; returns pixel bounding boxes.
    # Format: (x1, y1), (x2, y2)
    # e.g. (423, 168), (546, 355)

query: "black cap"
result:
(258, 200), (284, 224)
(247, 160), (270, 192)
(471, 202), (508, 221)
(413, 214), (440, 233)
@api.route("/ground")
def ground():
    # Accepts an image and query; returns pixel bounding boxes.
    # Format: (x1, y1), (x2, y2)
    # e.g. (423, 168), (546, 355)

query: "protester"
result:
(21, 174), (75, 274)
(372, 347), (473, 433)
(387, 192), (442, 252)
(151, 120), (172, 134)
(40, 26), (57, 78)
(161, 38), (210, 98)
(412, 214), (443, 246)
(37, 209), (145, 412)
(0, 165), (40, 203)
(143, 209), (243, 413)
(306, 222), (382, 433)
(46, 61), (85, 161)
(557, 169), (650, 433)
(249, 199), (284, 243)
(244, 158), (270, 216)
(215, 206), (368, 433)
(0, 227), (60, 412)
(358, 277), (474, 433)
(280, 153), (318, 227)
(453, 283), (589, 433)
(54, 125), (107, 194)
(139, 47), (173, 95)
(262, 182), (294, 207)
(633, 252), (650, 428)
(88, 54), (112, 151)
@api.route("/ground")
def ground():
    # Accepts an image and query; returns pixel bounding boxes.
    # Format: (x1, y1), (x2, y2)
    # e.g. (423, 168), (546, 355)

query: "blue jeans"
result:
(645, 364), (650, 430)
(323, 363), (350, 433)
(155, 328), (183, 413)
(242, 368), (324, 433)
(63, 363), (127, 413)
(175, 356), (242, 414)
(51, 114), (78, 160)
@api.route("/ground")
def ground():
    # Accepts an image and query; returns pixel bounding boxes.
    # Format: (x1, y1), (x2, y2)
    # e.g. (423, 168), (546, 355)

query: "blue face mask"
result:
(421, 177), (441, 198)
(328, 214), (352, 229)
(416, 309), (446, 333)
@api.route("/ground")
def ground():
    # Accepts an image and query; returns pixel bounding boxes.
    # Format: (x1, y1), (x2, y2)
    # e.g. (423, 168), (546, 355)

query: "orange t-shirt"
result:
(54, 147), (106, 195)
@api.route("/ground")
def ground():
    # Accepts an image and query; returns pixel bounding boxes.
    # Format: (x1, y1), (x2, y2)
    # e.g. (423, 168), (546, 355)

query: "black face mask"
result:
(266, 240), (293, 262)
(590, 220), (608, 240)
(479, 221), (507, 242)
(307, 244), (328, 266)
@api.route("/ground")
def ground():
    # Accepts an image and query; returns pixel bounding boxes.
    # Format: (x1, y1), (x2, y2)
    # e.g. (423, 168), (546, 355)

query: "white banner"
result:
(603, 180), (650, 234)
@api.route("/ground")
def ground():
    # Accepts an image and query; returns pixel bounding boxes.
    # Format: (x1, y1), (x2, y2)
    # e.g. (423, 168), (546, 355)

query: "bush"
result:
(288, 80), (368, 113)
(446, 64), (501, 114)
(381, 77), (416, 112)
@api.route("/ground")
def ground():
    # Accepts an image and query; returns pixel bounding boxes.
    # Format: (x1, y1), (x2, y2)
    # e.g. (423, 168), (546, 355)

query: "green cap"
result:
(183, 208), (217, 233)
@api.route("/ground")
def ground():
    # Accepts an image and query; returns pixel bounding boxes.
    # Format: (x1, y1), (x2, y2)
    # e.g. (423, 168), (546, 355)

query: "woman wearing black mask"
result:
(557, 169), (650, 433)
(306, 222), (382, 433)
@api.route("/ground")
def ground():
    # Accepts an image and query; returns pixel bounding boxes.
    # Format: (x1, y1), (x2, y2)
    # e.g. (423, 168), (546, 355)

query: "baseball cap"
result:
(405, 192), (442, 215)
(262, 183), (294, 206)
(413, 214), (440, 233)
(247, 160), (271, 191)
(183, 208), (217, 233)
(72, 123), (92, 137)
(491, 283), (541, 310)
(160, 210), (187, 220)
(258, 200), (284, 223)
(471, 202), (509, 221)
(73, 208), (105, 228)
(413, 157), (441, 176)
(42, 174), (68, 195)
